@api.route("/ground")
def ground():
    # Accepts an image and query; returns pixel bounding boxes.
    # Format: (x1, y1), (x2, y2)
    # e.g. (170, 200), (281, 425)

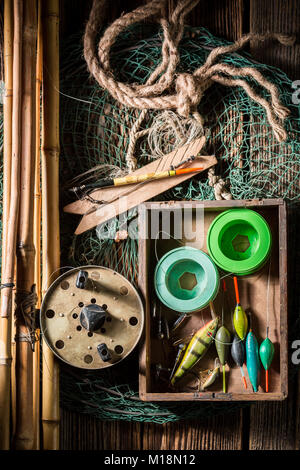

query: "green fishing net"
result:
(59, 24), (300, 422)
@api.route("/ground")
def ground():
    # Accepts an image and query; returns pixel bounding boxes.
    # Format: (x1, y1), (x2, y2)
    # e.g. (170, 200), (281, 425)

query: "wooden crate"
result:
(138, 199), (288, 401)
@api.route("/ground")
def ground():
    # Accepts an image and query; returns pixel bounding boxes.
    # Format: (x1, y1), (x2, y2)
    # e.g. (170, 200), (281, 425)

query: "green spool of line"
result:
(207, 209), (272, 276)
(154, 247), (219, 313)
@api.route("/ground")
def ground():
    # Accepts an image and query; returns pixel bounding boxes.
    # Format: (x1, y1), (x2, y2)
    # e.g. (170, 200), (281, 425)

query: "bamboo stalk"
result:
(0, 0), (23, 450)
(41, 0), (60, 450)
(2, 0), (13, 269)
(13, 0), (37, 450)
(33, 0), (43, 450)
(11, 278), (17, 438)
(2, 0), (15, 445)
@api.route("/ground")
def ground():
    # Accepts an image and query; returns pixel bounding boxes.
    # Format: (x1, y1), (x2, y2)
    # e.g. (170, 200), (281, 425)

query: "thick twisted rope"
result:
(84, 0), (295, 144)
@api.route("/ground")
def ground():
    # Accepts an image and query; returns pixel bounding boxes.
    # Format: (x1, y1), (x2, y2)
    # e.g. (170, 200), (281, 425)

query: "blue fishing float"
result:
(246, 330), (260, 392)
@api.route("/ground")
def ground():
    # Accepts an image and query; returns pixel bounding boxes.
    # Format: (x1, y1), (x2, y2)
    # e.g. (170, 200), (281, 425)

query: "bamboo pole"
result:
(2, 0), (15, 443)
(33, 0), (43, 451)
(0, 0), (23, 450)
(13, 0), (37, 450)
(41, 0), (60, 450)
(33, 0), (43, 450)
(11, 281), (17, 438)
(2, 0), (13, 270)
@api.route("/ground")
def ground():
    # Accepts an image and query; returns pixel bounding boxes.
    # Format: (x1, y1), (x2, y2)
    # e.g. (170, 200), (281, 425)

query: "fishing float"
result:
(231, 334), (247, 389)
(215, 283), (231, 393)
(259, 328), (275, 392)
(259, 262), (275, 392)
(246, 314), (260, 392)
(233, 276), (248, 340)
(71, 166), (204, 191)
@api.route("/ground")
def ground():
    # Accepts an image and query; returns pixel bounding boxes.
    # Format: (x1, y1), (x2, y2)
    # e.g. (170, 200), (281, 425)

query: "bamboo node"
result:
(0, 358), (13, 366)
(15, 288), (38, 352)
(0, 282), (15, 289)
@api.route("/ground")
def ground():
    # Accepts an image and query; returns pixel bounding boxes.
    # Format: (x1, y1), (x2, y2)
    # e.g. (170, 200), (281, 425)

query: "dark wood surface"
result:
(59, 0), (300, 450)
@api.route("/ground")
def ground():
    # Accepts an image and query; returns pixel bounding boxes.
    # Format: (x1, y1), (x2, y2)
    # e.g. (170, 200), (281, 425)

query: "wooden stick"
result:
(2, 0), (13, 273)
(33, 0), (43, 450)
(41, 0), (60, 450)
(2, 0), (15, 444)
(0, 0), (23, 450)
(13, 0), (37, 450)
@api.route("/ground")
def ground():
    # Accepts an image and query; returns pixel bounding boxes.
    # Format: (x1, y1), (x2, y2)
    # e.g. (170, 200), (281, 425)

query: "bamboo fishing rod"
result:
(1, 0), (14, 440)
(41, 0), (60, 450)
(33, 0), (43, 450)
(0, 0), (23, 450)
(13, 0), (37, 450)
(1, 0), (13, 278)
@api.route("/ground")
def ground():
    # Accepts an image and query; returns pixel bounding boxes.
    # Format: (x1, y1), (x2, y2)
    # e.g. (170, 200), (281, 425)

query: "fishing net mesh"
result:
(34, 24), (300, 421)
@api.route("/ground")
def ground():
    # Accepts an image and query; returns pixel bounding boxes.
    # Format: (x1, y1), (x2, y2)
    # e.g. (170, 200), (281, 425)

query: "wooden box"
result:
(138, 199), (288, 401)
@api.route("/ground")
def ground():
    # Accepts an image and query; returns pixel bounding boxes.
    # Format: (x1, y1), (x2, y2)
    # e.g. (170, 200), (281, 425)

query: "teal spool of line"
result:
(154, 247), (219, 312)
(207, 209), (272, 276)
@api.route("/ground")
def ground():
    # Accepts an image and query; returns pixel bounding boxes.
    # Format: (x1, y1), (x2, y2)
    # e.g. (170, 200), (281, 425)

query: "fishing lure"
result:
(155, 363), (171, 383)
(233, 276), (248, 340)
(259, 331), (275, 392)
(169, 343), (187, 381)
(170, 313), (190, 334)
(200, 358), (220, 391)
(171, 317), (219, 385)
(215, 325), (231, 393)
(231, 334), (247, 389)
(246, 329), (260, 392)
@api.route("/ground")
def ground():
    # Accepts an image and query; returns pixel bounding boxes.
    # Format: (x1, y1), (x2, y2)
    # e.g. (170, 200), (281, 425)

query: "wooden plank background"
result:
(59, 0), (300, 450)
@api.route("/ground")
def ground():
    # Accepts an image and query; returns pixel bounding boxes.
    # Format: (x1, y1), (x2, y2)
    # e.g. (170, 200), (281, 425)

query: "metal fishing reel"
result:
(40, 266), (144, 369)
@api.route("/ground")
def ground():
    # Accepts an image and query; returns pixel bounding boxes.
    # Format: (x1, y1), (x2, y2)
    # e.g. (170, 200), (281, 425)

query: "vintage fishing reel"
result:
(40, 266), (144, 369)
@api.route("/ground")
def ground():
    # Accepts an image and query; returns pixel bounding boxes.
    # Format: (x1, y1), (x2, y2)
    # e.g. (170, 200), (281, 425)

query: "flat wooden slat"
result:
(249, 379), (297, 450)
(71, 141), (216, 234)
(247, 1), (300, 450)
(248, 206), (299, 449)
(186, 0), (244, 40)
(143, 411), (244, 450)
(63, 139), (208, 216)
(60, 408), (142, 450)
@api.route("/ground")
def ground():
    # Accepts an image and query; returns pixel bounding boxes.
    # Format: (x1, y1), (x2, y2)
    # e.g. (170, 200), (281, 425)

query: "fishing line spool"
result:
(40, 266), (144, 369)
(207, 209), (272, 276)
(154, 247), (219, 312)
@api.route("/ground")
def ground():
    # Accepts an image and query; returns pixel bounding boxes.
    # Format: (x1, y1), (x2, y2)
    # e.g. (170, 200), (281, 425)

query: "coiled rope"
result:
(84, 0), (295, 148)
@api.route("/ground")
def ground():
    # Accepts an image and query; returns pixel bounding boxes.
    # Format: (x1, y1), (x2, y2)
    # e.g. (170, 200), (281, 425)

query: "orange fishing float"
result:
(71, 166), (204, 191)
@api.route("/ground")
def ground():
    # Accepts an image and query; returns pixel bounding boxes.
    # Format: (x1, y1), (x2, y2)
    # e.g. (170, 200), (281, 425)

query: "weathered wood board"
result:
(63, 137), (208, 216)
(59, 0), (300, 452)
(64, 138), (218, 234)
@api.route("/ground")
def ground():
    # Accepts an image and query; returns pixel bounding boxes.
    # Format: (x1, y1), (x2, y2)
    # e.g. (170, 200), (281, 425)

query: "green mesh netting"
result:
(59, 24), (300, 422)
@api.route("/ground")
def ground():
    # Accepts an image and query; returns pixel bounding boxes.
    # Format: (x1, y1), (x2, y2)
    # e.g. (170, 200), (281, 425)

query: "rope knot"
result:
(175, 73), (207, 117)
